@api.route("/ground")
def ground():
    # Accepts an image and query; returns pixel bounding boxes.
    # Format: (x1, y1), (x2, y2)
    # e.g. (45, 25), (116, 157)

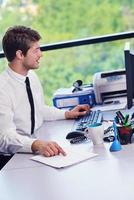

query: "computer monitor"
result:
(124, 42), (134, 109)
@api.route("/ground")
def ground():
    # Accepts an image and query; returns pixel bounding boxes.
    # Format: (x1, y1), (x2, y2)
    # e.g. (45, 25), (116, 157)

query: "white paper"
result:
(53, 87), (93, 97)
(31, 147), (98, 168)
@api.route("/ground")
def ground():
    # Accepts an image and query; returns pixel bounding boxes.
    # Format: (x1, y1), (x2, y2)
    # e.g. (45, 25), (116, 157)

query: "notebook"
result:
(31, 147), (98, 168)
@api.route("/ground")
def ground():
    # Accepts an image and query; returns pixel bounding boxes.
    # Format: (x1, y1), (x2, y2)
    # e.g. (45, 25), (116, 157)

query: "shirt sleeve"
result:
(0, 128), (36, 154)
(0, 91), (35, 154)
(43, 105), (66, 121)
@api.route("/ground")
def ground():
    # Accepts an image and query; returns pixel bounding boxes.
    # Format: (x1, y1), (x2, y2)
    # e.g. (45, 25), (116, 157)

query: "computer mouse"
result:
(66, 131), (84, 139)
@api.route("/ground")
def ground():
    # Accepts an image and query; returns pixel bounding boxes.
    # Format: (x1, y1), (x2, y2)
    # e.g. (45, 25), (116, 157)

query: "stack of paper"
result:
(31, 147), (98, 168)
(53, 86), (94, 97)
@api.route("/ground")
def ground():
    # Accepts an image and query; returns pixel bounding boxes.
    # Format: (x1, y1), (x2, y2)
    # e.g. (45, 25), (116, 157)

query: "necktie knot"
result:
(25, 77), (30, 87)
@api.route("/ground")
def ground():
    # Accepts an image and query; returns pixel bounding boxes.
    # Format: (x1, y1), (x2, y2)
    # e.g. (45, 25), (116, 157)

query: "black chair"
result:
(0, 155), (13, 170)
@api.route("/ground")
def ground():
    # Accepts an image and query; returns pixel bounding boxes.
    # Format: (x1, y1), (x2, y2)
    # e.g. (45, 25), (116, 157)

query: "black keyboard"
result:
(73, 110), (103, 131)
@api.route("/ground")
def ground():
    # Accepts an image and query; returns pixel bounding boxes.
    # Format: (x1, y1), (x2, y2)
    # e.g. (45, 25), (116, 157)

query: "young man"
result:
(0, 25), (90, 158)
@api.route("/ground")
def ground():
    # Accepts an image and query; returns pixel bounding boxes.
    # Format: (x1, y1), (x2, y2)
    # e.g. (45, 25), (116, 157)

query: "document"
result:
(53, 86), (93, 97)
(31, 147), (98, 168)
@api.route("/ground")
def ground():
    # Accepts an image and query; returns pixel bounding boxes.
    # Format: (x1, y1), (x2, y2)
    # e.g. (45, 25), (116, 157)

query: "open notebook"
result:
(31, 147), (98, 168)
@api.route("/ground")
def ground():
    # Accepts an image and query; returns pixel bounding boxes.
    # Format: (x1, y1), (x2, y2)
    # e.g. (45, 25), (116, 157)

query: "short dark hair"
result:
(2, 25), (41, 62)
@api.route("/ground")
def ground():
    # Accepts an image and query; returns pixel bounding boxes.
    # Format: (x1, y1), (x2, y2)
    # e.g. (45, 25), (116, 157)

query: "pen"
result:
(113, 118), (118, 139)
(115, 115), (119, 124)
(116, 111), (125, 125)
(131, 112), (134, 120)
(123, 114), (129, 126)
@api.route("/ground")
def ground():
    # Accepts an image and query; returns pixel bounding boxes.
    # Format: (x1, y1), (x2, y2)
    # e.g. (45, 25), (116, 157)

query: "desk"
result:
(1, 111), (134, 200)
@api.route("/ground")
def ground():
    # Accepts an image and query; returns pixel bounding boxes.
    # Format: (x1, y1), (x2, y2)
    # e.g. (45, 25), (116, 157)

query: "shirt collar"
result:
(6, 67), (29, 83)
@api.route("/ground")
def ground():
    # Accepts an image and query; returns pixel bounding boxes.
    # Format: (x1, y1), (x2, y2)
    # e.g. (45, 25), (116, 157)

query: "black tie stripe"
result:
(25, 77), (35, 134)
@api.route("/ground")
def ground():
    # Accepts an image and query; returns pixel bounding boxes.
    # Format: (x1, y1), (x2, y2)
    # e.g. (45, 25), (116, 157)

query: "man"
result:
(0, 25), (90, 159)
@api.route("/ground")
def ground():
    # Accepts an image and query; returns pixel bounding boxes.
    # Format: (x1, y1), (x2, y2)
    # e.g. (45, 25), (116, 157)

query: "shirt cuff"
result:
(17, 137), (37, 153)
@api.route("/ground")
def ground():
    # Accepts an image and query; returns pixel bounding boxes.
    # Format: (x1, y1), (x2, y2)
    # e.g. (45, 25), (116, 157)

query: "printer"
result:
(93, 69), (127, 104)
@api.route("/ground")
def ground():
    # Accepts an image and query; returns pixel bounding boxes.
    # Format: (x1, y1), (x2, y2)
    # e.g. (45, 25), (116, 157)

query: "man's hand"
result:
(65, 104), (90, 119)
(31, 140), (66, 157)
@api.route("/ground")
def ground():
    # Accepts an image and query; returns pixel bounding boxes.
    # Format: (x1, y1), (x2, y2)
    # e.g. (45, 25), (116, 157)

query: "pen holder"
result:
(117, 125), (133, 145)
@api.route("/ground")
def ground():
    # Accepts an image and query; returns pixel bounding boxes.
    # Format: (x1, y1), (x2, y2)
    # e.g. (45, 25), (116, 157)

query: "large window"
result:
(1, 0), (134, 104)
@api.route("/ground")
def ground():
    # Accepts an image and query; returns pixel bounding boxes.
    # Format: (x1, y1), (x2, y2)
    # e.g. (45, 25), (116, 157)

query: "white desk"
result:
(1, 111), (134, 200)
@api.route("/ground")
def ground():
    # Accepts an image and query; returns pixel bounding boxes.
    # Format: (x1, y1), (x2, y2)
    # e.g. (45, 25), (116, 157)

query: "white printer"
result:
(93, 69), (127, 104)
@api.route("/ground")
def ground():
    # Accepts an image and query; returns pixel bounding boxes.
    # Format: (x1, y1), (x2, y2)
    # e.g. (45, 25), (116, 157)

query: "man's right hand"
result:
(31, 140), (66, 157)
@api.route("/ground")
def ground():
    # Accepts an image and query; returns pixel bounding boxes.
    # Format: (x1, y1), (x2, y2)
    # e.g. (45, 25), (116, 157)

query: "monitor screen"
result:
(124, 42), (134, 109)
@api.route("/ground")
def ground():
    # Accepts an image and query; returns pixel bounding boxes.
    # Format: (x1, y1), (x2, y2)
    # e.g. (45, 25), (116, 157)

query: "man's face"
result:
(22, 41), (42, 70)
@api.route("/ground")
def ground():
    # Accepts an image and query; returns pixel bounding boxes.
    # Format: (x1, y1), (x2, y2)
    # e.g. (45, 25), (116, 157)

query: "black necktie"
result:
(25, 77), (35, 134)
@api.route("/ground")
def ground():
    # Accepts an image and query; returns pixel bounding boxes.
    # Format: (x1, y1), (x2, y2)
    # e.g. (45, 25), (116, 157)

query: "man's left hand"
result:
(65, 104), (90, 119)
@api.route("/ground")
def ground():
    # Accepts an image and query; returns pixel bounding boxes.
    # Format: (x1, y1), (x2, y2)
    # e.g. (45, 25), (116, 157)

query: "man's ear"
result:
(16, 50), (24, 60)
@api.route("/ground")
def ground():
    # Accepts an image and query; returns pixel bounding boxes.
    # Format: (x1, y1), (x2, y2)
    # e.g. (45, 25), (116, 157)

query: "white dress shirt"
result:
(0, 67), (66, 154)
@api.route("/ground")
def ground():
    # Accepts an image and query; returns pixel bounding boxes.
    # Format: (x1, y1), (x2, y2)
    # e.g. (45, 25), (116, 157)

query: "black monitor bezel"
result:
(124, 42), (134, 109)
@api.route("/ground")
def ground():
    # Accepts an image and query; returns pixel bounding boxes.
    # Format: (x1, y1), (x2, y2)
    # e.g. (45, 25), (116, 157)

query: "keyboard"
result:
(73, 110), (103, 131)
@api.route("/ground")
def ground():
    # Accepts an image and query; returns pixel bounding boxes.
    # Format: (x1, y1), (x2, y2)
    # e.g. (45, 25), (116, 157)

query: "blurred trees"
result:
(0, 0), (134, 104)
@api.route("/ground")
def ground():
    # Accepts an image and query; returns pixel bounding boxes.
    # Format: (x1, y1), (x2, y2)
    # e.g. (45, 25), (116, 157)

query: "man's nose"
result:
(39, 50), (43, 58)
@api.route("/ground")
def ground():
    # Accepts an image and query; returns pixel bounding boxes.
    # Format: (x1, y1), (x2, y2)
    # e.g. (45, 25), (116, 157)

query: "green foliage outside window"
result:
(0, 0), (134, 104)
